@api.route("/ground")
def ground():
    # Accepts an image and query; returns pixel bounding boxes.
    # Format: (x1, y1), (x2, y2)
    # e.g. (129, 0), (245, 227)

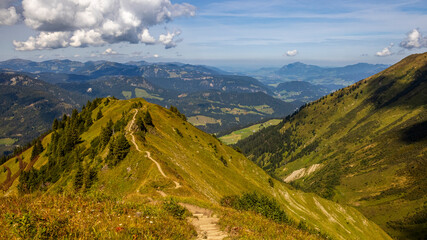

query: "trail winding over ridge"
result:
(128, 110), (181, 189)
(128, 109), (225, 239)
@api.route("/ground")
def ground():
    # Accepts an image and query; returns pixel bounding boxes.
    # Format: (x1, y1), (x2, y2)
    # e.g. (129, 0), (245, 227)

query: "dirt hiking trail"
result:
(181, 203), (227, 240)
(128, 109), (226, 239)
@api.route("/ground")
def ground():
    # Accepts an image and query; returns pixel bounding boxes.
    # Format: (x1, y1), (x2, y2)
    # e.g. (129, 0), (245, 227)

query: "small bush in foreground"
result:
(221, 192), (290, 224)
(162, 198), (191, 220)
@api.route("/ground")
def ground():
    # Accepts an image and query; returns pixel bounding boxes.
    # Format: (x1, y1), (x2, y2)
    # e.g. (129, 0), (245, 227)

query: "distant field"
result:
(0, 138), (17, 146)
(122, 90), (132, 99)
(219, 119), (282, 145)
(188, 115), (221, 126)
(134, 88), (164, 100)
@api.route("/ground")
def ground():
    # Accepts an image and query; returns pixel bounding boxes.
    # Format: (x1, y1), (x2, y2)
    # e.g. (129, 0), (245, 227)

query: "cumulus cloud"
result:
(159, 30), (181, 49)
(376, 43), (393, 57)
(400, 29), (427, 49)
(139, 29), (156, 45)
(0, 7), (20, 25)
(12, 0), (196, 50)
(102, 48), (118, 55)
(13, 32), (70, 51)
(285, 49), (298, 56)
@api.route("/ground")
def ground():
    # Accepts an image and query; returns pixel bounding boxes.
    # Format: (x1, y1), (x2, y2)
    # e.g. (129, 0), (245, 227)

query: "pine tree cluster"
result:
(169, 105), (187, 121)
(18, 98), (103, 193)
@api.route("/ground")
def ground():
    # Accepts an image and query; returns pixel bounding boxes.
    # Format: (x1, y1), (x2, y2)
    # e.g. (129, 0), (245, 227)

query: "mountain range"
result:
(236, 52), (427, 239)
(249, 62), (389, 87)
(0, 72), (88, 156)
(0, 59), (299, 156)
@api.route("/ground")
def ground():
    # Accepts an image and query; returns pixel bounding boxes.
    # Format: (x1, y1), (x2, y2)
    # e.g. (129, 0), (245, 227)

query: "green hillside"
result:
(237, 53), (427, 239)
(0, 97), (390, 239)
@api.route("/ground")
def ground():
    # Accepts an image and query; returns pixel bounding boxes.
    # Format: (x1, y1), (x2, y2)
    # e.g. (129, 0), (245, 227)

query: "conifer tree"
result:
(108, 132), (130, 166)
(169, 105), (186, 121)
(52, 118), (59, 131)
(86, 100), (92, 110)
(84, 168), (97, 190)
(96, 108), (103, 120)
(115, 133), (130, 160)
(100, 119), (114, 148)
(85, 113), (93, 129)
(74, 162), (84, 191)
(135, 115), (147, 132)
(144, 111), (153, 126)
(30, 139), (44, 160)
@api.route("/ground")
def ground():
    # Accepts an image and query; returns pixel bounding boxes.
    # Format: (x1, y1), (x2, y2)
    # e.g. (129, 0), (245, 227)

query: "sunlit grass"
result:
(0, 194), (196, 239)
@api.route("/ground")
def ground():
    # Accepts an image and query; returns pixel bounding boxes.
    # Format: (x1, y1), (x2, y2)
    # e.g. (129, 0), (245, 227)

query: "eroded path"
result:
(128, 110), (181, 189)
(181, 204), (227, 240)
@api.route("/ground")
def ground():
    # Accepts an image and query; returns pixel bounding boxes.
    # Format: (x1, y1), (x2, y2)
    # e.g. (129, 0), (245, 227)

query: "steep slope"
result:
(0, 98), (390, 240)
(0, 72), (88, 156)
(237, 53), (427, 239)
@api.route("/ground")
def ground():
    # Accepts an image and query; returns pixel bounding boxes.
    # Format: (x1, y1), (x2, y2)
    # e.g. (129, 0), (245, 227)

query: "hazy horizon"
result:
(1, 0), (427, 68)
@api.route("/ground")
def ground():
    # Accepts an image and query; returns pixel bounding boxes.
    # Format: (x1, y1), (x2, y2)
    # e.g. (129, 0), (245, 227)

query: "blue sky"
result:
(1, 0), (427, 69)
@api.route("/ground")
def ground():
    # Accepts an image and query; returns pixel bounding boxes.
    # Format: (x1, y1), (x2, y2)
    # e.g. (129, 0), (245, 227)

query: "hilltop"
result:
(0, 97), (390, 239)
(236, 53), (427, 239)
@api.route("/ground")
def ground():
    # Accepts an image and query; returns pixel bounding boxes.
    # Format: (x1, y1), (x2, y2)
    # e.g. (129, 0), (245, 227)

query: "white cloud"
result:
(102, 48), (118, 55)
(0, 7), (20, 25)
(13, 0), (196, 50)
(285, 49), (298, 56)
(375, 43), (393, 57)
(400, 29), (427, 49)
(153, 54), (159, 58)
(13, 32), (70, 51)
(139, 29), (156, 45)
(159, 30), (181, 49)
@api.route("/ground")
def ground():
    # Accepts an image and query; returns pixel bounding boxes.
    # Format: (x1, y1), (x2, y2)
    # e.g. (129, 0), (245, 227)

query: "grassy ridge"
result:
(0, 98), (391, 239)
(236, 52), (427, 239)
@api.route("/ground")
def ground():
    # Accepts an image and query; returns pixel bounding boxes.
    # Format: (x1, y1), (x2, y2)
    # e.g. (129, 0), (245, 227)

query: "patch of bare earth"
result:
(181, 203), (227, 240)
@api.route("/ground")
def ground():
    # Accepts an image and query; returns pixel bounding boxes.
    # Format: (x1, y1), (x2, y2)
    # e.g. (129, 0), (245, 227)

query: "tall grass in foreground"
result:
(0, 195), (196, 239)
